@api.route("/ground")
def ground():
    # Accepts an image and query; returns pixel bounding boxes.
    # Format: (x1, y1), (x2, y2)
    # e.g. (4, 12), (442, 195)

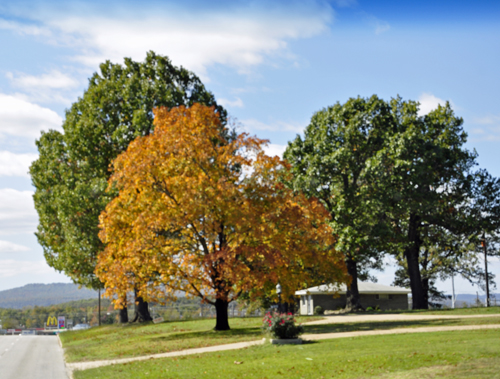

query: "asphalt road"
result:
(0, 335), (68, 379)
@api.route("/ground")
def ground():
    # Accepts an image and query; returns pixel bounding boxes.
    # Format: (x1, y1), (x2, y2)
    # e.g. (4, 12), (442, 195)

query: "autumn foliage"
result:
(96, 104), (347, 330)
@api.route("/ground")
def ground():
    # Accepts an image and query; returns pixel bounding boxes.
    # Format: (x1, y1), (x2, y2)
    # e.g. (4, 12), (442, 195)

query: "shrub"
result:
(262, 311), (304, 339)
(366, 306), (373, 312)
(314, 306), (324, 315)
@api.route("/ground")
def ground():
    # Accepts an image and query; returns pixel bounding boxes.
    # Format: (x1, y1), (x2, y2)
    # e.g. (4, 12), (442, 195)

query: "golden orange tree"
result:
(97, 104), (347, 330)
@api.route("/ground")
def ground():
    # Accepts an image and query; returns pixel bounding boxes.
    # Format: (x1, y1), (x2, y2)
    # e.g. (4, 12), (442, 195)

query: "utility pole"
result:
(98, 288), (101, 326)
(482, 232), (490, 307)
(451, 272), (456, 309)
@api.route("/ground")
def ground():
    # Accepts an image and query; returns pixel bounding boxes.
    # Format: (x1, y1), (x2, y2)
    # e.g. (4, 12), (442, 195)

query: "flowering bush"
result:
(262, 311), (304, 339)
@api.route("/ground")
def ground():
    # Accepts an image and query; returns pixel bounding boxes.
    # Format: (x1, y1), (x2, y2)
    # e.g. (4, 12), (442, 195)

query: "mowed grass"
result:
(61, 316), (320, 362)
(302, 316), (500, 335)
(74, 329), (500, 379)
(389, 305), (500, 316)
(60, 309), (500, 363)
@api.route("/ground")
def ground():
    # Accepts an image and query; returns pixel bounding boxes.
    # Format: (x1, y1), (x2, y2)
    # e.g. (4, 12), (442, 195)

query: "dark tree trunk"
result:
(283, 300), (294, 314)
(119, 306), (129, 324)
(405, 214), (428, 309)
(345, 255), (364, 312)
(130, 290), (153, 323)
(421, 277), (430, 306)
(214, 298), (230, 331)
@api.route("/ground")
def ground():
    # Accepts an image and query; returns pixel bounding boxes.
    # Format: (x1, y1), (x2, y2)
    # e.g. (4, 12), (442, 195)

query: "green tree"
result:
(284, 95), (392, 311)
(30, 51), (225, 321)
(393, 172), (500, 307)
(379, 98), (493, 309)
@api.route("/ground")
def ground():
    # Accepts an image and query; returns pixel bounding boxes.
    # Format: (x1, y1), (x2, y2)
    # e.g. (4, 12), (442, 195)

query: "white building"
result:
(295, 282), (411, 315)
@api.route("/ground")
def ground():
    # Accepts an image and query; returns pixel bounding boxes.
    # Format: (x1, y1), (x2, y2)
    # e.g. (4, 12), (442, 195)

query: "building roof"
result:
(295, 282), (411, 296)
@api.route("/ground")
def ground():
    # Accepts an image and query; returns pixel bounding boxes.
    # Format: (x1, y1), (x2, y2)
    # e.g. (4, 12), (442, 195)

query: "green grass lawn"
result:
(366, 305), (500, 316)
(302, 316), (500, 335)
(61, 316), (319, 362)
(60, 309), (500, 363)
(74, 329), (500, 378)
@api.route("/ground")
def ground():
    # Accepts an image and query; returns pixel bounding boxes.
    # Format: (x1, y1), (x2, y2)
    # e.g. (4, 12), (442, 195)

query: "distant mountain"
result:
(0, 283), (98, 309)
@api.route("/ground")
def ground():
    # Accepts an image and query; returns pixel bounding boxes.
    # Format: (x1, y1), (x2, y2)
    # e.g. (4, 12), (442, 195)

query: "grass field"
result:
(387, 306), (500, 316)
(60, 307), (500, 363)
(61, 316), (322, 362)
(73, 329), (500, 378)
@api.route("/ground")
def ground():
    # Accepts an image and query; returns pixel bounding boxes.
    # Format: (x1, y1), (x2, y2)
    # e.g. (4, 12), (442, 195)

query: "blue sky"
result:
(0, 0), (498, 296)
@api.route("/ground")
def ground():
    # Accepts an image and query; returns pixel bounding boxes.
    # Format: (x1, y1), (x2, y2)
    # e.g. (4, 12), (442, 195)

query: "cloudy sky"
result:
(0, 0), (499, 295)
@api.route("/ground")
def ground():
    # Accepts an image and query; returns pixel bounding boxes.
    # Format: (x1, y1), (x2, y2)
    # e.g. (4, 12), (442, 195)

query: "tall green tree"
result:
(30, 51), (226, 321)
(379, 98), (489, 309)
(284, 95), (392, 311)
(393, 171), (500, 306)
(285, 95), (500, 311)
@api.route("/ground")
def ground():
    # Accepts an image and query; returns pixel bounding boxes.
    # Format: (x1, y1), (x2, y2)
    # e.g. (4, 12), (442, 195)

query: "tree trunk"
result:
(130, 290), (152, 323)
(405, 214), (428, 309)
(345, 255), (364, 312)
(214, 298), (230, 331)
(421, 277), (430, 306)
(119, 306), (129, 324)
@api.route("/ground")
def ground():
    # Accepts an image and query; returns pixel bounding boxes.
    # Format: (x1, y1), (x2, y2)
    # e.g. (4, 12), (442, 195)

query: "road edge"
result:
(58, 334), (74, 379)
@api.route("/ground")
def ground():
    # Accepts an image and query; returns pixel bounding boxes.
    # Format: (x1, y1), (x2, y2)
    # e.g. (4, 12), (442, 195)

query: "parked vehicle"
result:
(72, 323), (90, 330)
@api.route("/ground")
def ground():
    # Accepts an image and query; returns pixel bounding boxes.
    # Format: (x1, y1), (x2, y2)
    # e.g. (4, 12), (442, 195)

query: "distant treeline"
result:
(0, 296), (261, 329)
(0, 298), (113, 329)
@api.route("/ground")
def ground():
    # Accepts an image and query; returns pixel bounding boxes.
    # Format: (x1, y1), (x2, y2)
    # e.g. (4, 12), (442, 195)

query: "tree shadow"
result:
(302, 319), (465, 334)
(149, 326), (263, 342)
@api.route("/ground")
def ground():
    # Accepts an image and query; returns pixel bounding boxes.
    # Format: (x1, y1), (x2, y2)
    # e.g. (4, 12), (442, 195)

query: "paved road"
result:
(0, 335), (68, 379)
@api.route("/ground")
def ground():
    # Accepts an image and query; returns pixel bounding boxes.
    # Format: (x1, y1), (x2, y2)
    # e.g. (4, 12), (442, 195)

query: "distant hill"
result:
(0, 283), (98, 309)
(439, 293), (500, 308)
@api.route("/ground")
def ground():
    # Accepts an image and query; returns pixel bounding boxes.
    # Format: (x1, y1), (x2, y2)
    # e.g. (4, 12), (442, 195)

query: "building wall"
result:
(299, 293), (408, 314)
(360, 294), (408, 310)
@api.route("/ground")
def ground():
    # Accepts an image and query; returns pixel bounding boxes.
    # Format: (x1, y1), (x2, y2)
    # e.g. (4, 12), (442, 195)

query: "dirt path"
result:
(65, 313), (500, 375)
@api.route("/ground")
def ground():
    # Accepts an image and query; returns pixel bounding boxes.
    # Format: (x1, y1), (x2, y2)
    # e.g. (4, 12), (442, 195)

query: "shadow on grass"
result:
(302, 319), (466, 334)
(149, 326), (262, 343)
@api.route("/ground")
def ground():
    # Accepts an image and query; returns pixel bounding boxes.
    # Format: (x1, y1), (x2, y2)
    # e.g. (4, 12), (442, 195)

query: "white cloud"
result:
(417, 93), (452, 116)
(0, 151), (38, 177)
(0, 260), (53, 278)
(0, 240), (30, 253)
(7, 70), (78, 90)
(242, 118), (304, 133)
(469, 115), (500, 141)
(6, 70), (79, 104)
(473, 115), (500, 125)
(3, 3), (333, 77)
(0, 189), (38, 234)
(375, 21), (390, 35)
(0, 18), (51, 37)
(263, 143), (287, 158)
(332, 0), (357, 7)
(364, 14), (390, 35)
(218, 97), (244, 108)
(0, 94), (62, 138)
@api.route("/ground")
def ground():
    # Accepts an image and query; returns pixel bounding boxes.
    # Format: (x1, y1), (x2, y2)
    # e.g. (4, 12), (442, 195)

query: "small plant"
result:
(262, 311), (304, 339)
(366, 306), (374, 312)
(314, 305), (324, 315)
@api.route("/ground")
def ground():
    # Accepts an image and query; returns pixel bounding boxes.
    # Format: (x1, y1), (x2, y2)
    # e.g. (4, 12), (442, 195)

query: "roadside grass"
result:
(73, 329), (500, 379)
(61, 312), (499, 363)
(60, 316), (318, 362)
